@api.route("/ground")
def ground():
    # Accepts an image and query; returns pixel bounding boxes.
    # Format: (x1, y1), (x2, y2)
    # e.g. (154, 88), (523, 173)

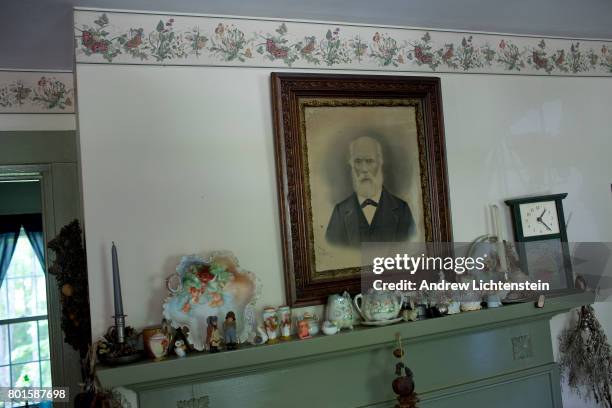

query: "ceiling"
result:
(2, 0), (612, 70)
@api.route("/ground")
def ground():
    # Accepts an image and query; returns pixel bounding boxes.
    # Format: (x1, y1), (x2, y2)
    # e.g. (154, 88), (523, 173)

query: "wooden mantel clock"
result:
(504, 193), (574, 290)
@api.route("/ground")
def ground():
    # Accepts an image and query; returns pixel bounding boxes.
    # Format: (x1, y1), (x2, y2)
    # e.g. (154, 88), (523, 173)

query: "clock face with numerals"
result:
(505, 193), (572, 290)
(519, 201), (560, 237)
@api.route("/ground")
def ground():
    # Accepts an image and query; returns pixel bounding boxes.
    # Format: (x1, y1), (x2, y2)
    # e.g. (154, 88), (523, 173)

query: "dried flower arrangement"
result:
(559, 305), (612, 408)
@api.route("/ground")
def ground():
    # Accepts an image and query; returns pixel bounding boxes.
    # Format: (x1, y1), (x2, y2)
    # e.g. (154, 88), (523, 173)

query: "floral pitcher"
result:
(326, 291), (355, 330)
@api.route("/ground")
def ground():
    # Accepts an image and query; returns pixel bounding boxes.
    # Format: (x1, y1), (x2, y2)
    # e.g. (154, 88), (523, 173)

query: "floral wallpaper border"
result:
(74, 10), (612, 76)
(0, 71), (74, 113)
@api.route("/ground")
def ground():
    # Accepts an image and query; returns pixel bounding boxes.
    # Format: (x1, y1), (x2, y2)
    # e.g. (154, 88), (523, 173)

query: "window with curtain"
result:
(0, 214), (51, 408)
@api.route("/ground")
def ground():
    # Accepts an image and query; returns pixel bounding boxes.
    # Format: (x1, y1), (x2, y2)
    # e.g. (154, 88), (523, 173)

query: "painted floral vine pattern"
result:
(0, 73), (74, 113)
(75, 11), (612, 76)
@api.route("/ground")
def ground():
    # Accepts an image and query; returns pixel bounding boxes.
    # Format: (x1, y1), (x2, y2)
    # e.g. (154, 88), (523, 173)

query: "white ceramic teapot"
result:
(354, 290), (402, 321)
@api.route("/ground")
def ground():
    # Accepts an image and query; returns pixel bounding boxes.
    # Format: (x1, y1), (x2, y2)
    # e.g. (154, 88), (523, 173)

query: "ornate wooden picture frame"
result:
(271, 73), (452, 306)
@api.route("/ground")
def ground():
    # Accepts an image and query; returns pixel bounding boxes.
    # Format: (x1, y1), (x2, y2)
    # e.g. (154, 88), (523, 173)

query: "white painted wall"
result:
(76, 64), (612, 406)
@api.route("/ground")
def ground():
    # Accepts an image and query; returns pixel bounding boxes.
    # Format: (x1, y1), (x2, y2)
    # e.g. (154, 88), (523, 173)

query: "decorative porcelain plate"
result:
(359, 317), (403, 326)
(162, 251), (260, 351)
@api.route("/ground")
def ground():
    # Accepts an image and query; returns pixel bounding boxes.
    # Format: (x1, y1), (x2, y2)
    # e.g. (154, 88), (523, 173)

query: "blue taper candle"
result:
(111, 242), (124, 317)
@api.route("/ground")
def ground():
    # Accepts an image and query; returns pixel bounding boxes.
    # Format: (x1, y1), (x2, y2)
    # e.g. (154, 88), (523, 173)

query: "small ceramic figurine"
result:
(486, 294), (503, 308)
(263, 307), (280, 344)
(297, 319), (311, 339)
(252, 325), (268, 345)
(174, 340), (187, 357)
(172, 326), (189, 348)
(401, 308), (418, 322)
(206, 316), (222, 352)
(536, 294), (546, 308)
(302, 312), (319, 336)
(415, 304), (428, 320)
(447, 300), (461, 315)
(278, 306), (292, 340)
(436, 303), (448, 315)
(322, 321), (338, 335)
(224, 311), (238, 350)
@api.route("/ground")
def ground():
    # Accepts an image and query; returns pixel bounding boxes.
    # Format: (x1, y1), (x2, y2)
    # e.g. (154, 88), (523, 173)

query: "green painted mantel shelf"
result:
(96, 292), (592, 406)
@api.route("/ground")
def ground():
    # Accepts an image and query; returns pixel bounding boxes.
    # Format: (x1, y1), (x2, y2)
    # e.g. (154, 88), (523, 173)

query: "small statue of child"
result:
(206, 316), (222, 352)
(224, 311), (238, 350)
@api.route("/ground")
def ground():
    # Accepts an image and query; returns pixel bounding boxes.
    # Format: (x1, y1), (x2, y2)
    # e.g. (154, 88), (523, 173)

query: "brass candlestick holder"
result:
(98, 242), (142, 365)
(96, 317), (142, 366)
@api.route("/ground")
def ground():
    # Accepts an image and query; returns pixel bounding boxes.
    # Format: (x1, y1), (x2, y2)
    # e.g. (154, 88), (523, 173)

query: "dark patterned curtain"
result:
(0, 214), (45, 285)
(0, 216), (22, 286)
(21, 214), (45, 271)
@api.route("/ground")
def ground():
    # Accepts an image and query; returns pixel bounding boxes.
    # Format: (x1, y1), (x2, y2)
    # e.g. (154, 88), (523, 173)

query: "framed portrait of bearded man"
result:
(271, 73), (452, 306)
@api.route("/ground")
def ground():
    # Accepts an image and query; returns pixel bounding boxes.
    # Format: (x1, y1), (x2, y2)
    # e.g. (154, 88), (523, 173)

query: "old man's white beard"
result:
(352, 168), (383, 199)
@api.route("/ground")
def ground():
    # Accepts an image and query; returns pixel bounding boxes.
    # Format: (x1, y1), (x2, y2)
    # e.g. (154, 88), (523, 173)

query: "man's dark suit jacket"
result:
(325, 187), (415, 247)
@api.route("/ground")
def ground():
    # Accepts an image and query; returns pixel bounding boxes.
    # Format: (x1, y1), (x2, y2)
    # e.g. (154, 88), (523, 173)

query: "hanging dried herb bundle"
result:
(559, 305), (612, 408)
(47, 219), (92, 358)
